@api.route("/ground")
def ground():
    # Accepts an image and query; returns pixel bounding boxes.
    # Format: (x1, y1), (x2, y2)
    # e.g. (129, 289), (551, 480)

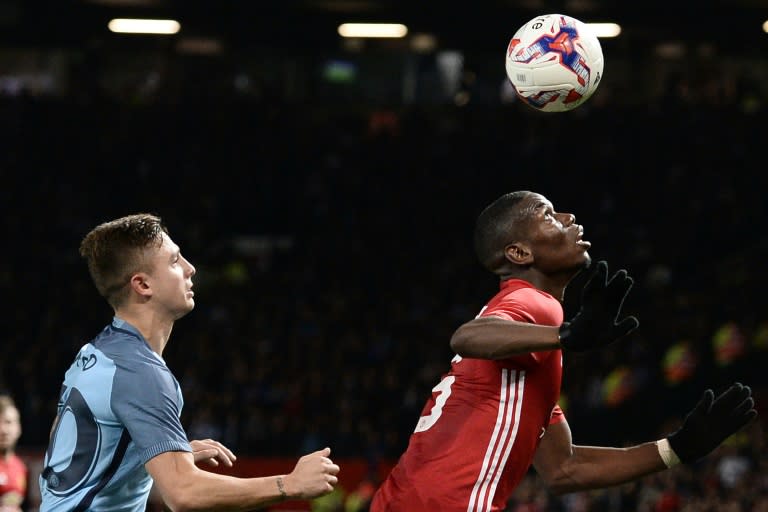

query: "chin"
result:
(173, 302), (195, 320)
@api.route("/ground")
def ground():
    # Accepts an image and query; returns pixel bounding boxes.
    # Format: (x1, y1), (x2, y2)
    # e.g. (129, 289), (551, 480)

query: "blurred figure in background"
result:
(0, 395), (26, 512)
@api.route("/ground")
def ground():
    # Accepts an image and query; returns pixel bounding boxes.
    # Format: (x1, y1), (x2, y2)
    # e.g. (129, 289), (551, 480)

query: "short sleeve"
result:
(482, 287), (561, 326)
(481, 285), (564, 365)
(111, 356), (191, 463)
(549, 404), (566, 425)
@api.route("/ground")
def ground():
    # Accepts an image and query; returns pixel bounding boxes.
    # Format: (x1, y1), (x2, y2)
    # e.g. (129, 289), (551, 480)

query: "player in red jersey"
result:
(371, 190), (758, 512)
(0, 395), (26, 512)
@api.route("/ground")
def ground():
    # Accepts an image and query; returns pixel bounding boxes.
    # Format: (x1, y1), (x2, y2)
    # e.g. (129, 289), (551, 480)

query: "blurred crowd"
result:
(0, 75), (766, 511)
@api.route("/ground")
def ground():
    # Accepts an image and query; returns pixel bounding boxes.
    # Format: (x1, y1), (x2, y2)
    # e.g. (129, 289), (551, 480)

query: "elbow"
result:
(449, 331), (462, 354)
(163, 498), (189, 512)
(545, 481), (574, 497)
(161, 489), (199, 512)
(540, 473), (575, 497)
(451, 323), (497, 359)
(449, 325), (472, 356)
(541, 464), (592, 496)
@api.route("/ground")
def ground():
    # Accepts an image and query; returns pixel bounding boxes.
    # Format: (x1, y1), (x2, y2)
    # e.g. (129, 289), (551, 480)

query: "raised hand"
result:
(283, 447), (340, 499)
(667, 382), (758, 463)
(559, 260), (639, 352)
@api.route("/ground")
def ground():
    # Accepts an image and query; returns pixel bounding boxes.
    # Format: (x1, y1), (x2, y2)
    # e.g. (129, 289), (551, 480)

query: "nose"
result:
(558, 213), (576, 226)
(182, 256), (196, 277)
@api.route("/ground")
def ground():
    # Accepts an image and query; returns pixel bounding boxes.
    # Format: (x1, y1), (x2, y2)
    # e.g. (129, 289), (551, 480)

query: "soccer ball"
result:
(505, 14), (604, 112)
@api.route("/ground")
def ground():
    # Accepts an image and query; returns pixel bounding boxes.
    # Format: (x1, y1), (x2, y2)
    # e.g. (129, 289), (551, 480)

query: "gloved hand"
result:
(667, 382), (758, 463)
(558, 260), (639, 352)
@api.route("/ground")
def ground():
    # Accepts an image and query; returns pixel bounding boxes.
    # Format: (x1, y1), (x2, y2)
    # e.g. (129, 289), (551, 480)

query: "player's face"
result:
(521, 194), (591, 274)
(145, 233), (196, 320)
(0, 406), (21, 453)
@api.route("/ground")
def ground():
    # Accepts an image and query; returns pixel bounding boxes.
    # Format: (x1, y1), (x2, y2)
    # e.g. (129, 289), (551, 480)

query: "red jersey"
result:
(372, 279), (565, 512)
(0, 454), (27, 508)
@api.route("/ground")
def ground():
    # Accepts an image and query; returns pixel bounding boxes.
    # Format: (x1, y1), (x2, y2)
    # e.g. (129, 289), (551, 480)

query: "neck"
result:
(114, 307), (174, 356)
(501, 269), (572, 301)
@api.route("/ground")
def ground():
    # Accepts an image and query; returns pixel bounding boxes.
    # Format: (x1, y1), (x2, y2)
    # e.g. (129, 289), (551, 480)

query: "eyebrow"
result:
(526, 201), (549, 216)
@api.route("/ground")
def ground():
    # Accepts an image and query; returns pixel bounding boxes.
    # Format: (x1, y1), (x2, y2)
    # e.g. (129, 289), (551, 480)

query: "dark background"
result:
(0, 1), (766, 510)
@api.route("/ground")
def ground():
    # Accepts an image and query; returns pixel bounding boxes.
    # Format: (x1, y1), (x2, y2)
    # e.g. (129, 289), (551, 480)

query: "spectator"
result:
(0, 395), (26, 512)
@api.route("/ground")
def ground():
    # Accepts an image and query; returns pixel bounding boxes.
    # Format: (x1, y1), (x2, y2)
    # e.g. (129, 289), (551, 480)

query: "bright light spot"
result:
(337, 23), (408, 38)
(586, 23), (622, 38)
(410, 33), (437, 53)
(763, 20), (768, 33)
(108, 18), (181, 35)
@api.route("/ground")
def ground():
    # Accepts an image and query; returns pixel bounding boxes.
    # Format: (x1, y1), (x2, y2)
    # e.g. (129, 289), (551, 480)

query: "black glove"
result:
(558, 260), (639, 352)
(667, 382), (758, 464)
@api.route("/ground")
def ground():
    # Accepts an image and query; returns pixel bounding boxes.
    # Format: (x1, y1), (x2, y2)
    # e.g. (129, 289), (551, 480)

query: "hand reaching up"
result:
(559, 260), (639, 352)
(667, 383), (758, 463)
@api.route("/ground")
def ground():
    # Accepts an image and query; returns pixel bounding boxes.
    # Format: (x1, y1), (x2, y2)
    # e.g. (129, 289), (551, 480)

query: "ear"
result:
(129, 273), (152, 298)
(504, 242), (533, 265)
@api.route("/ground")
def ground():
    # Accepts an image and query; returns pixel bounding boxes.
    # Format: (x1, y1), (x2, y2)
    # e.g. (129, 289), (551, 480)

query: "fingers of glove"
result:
(707, 385), (756, 432)
(563, 263), (599, 313)
(606, 268), (627, 286)
(721, 406), (758, 440)
(611, 316), (639, 339)
(579, 259), (601, 281)
(605, 271), (633, 305)
(582, 260), (609, 297)
(729, 396), (757, 419)
(689, 389), (715, 420)
(711, 383), (751, 412)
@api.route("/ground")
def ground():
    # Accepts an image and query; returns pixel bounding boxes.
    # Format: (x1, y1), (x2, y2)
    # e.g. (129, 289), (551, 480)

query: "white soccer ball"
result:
(505, 14), (604, 112)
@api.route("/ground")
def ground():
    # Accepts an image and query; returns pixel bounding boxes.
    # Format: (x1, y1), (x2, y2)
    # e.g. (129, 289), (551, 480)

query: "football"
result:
(505, 14), (604, 112)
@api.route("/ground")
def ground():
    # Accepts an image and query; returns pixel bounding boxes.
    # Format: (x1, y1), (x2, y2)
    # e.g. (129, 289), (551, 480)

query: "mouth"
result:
(575, 226), (591, 248)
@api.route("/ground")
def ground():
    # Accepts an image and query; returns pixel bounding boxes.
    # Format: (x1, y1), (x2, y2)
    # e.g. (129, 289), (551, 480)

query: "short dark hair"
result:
(79, 213), (168, 309)
(473, 191), (532, 273)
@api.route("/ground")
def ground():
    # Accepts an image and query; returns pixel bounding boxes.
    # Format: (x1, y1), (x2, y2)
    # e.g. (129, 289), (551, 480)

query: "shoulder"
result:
(92, 325), (164, 370)
(93, 334), (176, 392)
(486, 281), (563, 325)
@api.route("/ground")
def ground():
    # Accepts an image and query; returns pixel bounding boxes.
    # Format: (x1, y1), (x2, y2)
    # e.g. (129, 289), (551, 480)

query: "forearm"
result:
(547, 442), (666, 495)
(450, 316), (561, 359)
(160, 470), (287, 512)
(147, 453), (289, 512)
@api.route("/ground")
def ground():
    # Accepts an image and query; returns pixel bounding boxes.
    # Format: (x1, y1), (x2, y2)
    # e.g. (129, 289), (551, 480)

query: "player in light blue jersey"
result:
(41, 213), (340, 511)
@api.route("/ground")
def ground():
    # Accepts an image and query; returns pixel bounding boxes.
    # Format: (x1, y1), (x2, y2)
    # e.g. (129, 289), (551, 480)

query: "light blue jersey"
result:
(40, 317), (191, 511)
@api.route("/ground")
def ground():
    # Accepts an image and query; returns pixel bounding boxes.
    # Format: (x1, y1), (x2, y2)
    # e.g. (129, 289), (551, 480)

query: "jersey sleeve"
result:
(483, 287), (560, 324)
(111, 355), (191, 464)
(549, 404), (566, 425)
(482, 287), (561, 364)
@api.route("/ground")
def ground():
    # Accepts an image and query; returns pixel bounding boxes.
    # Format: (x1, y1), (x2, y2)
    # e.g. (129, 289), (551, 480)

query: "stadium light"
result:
(586, 23), (622, 38)
(338, 23), (408, 38)
(108, 18), (181, 34)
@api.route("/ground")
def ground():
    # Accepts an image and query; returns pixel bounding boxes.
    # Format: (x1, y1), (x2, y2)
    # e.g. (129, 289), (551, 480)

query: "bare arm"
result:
(533, 382), (757, 494)
(146, 447), (339, 512)
(449, 316), (561, 359)
(532, 419), (666, 495)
